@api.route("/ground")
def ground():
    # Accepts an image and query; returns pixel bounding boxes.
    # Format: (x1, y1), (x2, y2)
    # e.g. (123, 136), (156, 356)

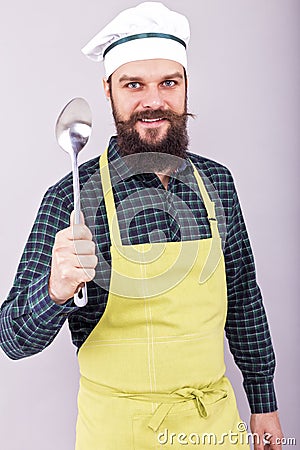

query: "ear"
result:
(103, 77), (111, 100)
(183, 68), (189, 91)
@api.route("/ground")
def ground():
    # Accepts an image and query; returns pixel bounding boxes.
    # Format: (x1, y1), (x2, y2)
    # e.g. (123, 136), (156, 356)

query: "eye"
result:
(162, 80), (176, 87)
(126, 82), (141, 89)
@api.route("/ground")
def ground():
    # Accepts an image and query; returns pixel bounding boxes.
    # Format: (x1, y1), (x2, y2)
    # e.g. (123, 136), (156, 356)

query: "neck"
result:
(156, 172), (170, 190)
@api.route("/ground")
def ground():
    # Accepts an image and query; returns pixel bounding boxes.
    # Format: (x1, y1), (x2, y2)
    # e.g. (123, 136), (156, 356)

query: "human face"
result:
(103, 59), (187, 144)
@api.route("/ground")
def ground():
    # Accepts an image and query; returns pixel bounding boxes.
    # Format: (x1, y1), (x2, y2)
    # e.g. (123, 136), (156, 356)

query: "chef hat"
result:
(81, 2), (190, 78)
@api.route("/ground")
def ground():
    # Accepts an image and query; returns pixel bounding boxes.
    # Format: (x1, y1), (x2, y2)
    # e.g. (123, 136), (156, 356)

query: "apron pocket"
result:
(132, 401), (250, 450)
(133, 405), (198, 450)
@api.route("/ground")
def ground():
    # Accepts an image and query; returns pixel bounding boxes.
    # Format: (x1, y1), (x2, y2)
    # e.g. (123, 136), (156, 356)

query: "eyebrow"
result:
(118, 71), (184, 84)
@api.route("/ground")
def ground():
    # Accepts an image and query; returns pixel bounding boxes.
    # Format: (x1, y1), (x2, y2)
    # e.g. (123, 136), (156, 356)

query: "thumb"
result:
(70, 210), (85, 226)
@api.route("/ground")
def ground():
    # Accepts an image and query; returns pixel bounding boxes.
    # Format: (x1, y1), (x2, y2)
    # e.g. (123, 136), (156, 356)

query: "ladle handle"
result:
(72, 152), (88, 308)
(74, 285), (88, 307)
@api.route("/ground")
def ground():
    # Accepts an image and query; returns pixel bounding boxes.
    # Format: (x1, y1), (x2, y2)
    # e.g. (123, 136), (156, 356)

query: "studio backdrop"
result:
(0, 1), (299, 449)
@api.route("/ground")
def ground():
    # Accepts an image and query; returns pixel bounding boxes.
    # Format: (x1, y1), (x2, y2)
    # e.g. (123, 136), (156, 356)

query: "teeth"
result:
(141, 118), (163, 122)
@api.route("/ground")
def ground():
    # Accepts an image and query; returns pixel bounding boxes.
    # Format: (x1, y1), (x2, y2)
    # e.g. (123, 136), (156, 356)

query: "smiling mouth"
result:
(140, 117), (165, 123)
(138, 117), (167, 128)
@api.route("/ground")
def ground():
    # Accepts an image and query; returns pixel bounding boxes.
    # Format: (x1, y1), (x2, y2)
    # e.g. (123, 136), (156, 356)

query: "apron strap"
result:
(100, 148), (122, 247)
(99, 148), (220, 246)
(190, 162), (220, 241)
(80, 375), (228, 433)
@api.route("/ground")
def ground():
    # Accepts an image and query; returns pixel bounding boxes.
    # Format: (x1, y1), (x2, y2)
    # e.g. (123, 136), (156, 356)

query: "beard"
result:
(111, 97), (190, 173)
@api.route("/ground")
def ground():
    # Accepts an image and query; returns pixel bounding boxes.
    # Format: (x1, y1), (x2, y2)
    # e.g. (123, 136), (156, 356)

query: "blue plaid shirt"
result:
(0, 136), (277, 414)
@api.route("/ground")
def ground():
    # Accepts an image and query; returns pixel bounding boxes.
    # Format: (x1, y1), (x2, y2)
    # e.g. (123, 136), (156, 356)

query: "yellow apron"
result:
(76, 149), (249, 449)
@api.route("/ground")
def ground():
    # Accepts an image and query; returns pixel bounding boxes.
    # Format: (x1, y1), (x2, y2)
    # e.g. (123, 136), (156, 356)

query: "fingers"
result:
(73, 254), (98, 268)
(70, 209), (85, 225)
(60, 266), (96, 284)
(253, 439), (264, 450)
(56, 224), (93, 243)
(269, 436), (283, 450)
(54, 252), (97, 271)
(54, 235), (96, 259)
(49, 211), (98, 304)
(250, 412), (283, 450)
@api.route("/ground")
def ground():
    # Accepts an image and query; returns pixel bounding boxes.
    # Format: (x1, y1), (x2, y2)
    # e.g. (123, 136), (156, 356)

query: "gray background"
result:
(0, 1), (299, 449)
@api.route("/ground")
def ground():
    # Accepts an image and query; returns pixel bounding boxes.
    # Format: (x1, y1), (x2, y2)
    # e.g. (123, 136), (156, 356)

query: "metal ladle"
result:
(55, 97), (92, 307)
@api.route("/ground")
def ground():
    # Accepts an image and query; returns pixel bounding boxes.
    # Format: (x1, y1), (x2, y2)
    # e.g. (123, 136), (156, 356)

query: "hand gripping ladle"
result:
(55, 98), (92, 307)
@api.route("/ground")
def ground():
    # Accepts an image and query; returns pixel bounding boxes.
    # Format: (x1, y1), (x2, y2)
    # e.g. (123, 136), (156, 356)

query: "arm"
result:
(0, 186), (75, 359)
(224, 187), (277, 413)
(224, 183), (283, 447)
(0, 185), (97, 360)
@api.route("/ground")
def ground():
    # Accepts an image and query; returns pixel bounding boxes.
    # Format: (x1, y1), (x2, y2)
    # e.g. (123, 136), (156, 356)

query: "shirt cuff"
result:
(244, 380), (278, 413)
(28, 272), (78, 324)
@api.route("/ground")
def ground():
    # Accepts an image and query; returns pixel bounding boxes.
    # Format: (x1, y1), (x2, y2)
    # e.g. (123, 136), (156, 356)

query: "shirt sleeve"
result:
(0, 185), (78, 360)
(224, 182), (278, 414)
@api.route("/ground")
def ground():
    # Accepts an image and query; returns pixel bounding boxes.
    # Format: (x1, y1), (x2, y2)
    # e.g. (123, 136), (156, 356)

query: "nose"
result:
(141, 86), (164, 110)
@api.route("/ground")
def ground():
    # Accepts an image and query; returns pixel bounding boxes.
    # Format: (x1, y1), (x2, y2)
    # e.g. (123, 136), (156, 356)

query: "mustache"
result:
(115, 109), (195, 127)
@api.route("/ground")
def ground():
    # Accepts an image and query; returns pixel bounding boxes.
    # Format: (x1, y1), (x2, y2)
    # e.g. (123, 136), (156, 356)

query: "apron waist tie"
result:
(117, 386), (228, 432)
(80, 376), (228, 432)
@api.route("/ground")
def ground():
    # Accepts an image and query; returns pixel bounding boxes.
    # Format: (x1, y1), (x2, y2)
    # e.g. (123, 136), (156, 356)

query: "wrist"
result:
(48, 279), (69, 305)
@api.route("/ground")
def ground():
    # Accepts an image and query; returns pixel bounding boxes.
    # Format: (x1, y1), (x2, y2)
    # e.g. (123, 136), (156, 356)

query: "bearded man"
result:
(0, 2), (283, 449)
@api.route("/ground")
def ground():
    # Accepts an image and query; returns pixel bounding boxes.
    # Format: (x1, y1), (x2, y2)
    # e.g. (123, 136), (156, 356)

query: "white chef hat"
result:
(81, 2), (190, 78)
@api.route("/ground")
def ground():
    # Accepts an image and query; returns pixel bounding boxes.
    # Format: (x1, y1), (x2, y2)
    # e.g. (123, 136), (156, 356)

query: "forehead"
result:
(111, 59), (185, 82)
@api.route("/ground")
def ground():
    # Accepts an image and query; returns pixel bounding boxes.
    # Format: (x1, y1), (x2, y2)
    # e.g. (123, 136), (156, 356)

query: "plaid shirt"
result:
(0, 136), (277, 414)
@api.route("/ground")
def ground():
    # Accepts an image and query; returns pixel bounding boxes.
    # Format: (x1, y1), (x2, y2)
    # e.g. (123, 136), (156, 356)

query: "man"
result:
(0, 2), (283, 449)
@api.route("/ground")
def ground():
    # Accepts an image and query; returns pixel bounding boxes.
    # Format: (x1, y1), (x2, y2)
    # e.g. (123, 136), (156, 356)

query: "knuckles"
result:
(55, 224), (94, 242)
(70, 224), (93, 240)
(53, 230), (96, 255)
(84, 268), (96, 282)
(71, 240), (96, 255)
(91, 255), (98, 267)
